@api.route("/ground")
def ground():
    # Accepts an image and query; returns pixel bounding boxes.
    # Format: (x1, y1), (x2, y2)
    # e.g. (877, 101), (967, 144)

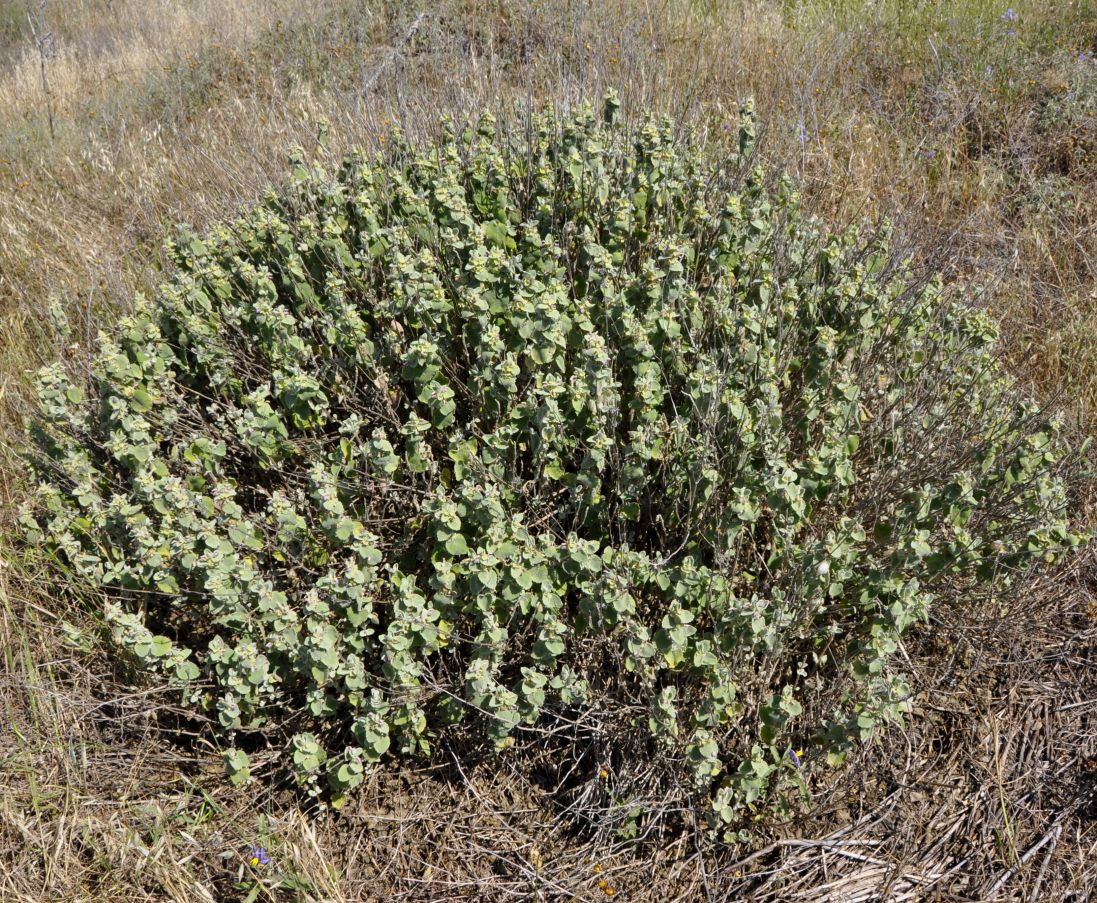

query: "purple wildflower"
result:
(1002, 7), (1018, 22)
(248, 847), (271, 867)
(788, 747), (803, 768)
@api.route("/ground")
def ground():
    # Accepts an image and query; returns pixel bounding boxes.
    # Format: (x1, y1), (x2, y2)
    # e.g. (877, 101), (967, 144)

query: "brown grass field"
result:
(2, 0), (1097, 899)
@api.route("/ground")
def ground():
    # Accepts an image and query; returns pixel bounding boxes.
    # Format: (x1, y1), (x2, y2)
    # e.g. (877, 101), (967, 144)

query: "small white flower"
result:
(817, 561), (830, 577)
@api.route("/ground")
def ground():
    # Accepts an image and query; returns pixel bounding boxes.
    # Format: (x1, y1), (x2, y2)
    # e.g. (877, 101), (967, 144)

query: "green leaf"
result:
(483, 220), (509, 247)
(444, 534), (469, 556)
(224, 748), (251, 786)
(150, 635), (173, 657)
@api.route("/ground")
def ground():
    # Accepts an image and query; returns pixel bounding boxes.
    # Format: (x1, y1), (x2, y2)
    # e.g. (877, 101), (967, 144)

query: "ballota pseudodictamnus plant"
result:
(24, 93), (1079, 839)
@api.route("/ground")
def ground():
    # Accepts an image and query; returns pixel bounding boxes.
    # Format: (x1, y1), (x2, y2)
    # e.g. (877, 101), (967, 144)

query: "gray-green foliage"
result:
(24, 95), (1078, 830)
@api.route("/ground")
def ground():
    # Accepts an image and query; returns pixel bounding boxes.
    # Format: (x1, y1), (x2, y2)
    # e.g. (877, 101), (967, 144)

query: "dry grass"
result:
(3, 0), (1097, 899)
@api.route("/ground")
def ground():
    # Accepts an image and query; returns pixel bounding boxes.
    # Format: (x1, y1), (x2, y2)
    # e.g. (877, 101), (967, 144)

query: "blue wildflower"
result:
(248, 847), (271, 867)
(1001, 7), (1018, 22)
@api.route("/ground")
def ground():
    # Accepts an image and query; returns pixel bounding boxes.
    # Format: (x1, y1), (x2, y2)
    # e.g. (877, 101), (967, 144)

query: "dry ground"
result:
(2, 1), (1097, 899)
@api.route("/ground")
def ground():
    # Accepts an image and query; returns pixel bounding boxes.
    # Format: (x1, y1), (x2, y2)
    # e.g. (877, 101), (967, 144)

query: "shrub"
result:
(23, 95), (1079, 836)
